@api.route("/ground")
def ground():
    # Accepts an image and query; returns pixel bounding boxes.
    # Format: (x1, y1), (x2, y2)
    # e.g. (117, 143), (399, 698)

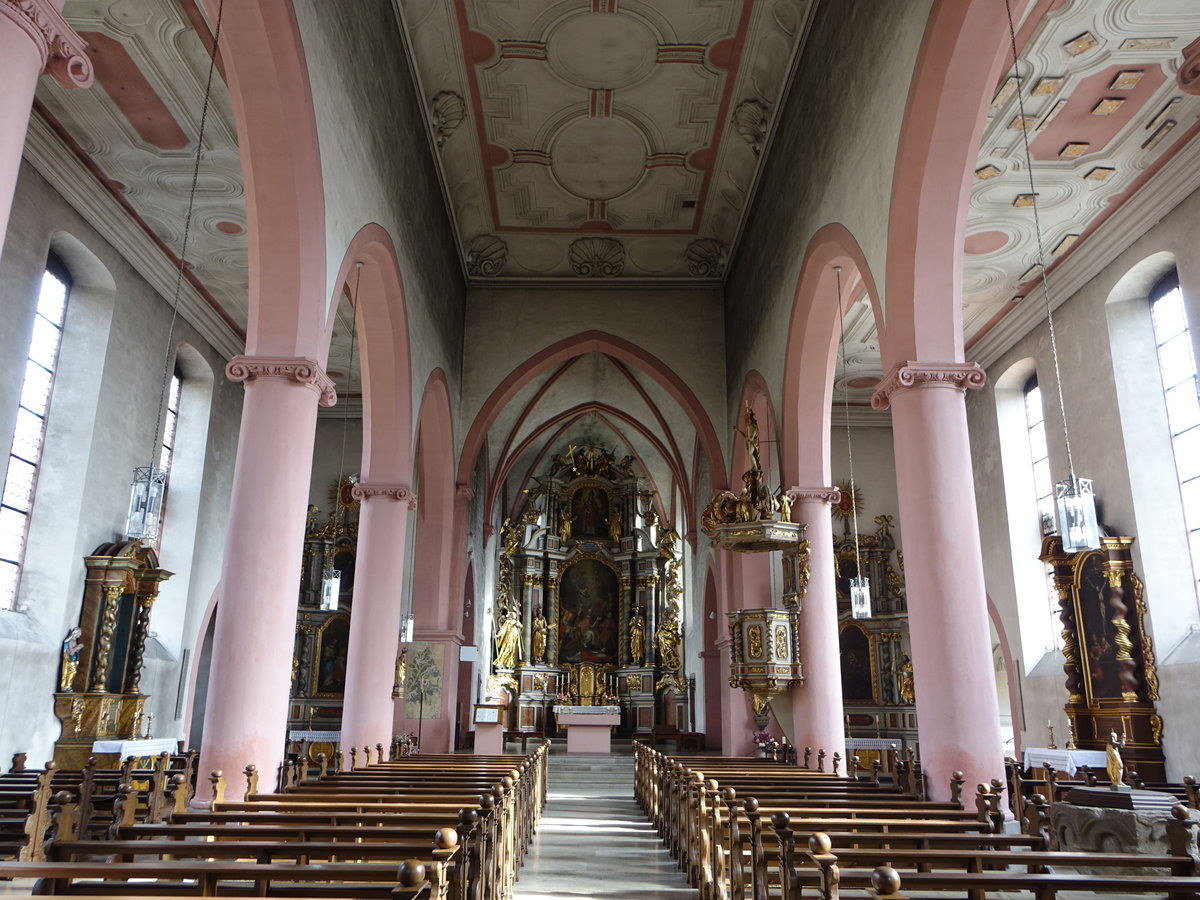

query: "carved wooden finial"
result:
(817, 748), (826, 773)
(243, 764), (259, 801)
(168, 774), (188, 815)
(870, 865), (906, 899)
(349, 747), (359, 770)
(316, 752), (328, 779)
(949, 771), (966, 809)
(832, 752), (841, 777)
(209, 770), (226, 805)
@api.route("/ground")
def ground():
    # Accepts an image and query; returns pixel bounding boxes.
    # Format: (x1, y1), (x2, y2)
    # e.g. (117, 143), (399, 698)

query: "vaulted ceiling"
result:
(398, 0), (817, 283)
(25, 1), (1200, 423)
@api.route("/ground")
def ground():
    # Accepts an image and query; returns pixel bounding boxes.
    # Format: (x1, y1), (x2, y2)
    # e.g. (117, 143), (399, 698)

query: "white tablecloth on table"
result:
(1022, 747), (1107, 776)
(91, 738), (178, 757)
(847, 738), (905, 751)
(552, 705), (619, 715)
(288, 730), (341, 742)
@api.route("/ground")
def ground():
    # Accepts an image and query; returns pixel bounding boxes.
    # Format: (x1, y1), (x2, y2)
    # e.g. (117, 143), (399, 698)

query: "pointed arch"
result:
(458, 330), (727, 492)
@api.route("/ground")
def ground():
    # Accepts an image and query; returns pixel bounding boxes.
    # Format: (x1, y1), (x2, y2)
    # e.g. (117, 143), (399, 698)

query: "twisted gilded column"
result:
(89, 584), (123, 691)
(872, 361), (1003, 800)
(0, 1), (92, 256)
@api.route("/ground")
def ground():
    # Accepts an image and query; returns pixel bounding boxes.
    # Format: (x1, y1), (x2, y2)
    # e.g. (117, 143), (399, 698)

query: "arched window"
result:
(153, 367), (183, 546)
(0, 257), (71, 609)
(1149, 271), (1200, 599)
(1022, 375), (1056, 538)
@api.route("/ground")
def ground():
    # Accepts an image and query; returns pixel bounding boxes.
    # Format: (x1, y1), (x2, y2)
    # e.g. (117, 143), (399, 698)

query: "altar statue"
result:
(655, 619), (681, 671)
(60, 627), (82, 692)
(501, 518), (521, 556)
(607, 513), (621, 544)
(531, 614), (548, 664)
(558, 504), (572, 543)
(629, 609), (646, 666)
(493, 608), (523, 669)
(1106, 732), (1124, 787)
(898, 653), (915, 704)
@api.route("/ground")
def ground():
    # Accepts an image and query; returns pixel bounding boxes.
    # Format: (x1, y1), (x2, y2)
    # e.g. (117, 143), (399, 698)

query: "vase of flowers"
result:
(752, 730), (775, 759)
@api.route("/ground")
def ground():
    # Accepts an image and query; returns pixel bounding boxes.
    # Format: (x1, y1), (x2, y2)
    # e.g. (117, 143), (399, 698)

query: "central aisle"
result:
(515, 746), (694, 899)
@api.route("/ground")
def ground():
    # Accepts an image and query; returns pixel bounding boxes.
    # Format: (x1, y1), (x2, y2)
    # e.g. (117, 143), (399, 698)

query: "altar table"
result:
(91, 738), (178, 764)
(554, 705), (620, 754)
(1022, 746), (1108, 776)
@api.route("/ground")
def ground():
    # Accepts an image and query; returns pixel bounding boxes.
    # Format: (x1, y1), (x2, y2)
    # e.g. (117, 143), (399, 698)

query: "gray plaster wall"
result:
(291, 0), (466, 464)
(967, 182), (1200, 780)
(0, 161), (242, 767)
(723, 0), (933, 433)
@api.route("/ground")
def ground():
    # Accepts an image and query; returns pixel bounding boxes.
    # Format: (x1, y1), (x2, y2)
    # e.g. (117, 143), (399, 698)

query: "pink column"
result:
(789, 487), (846, 764)
(198, 357), (334, 799)
(873, 362), (1003, 800)
(0, 1), (92, 254)
(716, 553), (768, 757)
(339, 483), (416, 750)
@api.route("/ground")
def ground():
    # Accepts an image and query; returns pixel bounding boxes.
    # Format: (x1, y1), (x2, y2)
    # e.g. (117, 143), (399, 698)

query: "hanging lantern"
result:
(850, 575), (872, 619)
(125, 466), (167, 541)
(1056, 474), (1100, 553)
(320, 568), (342, 611)
(402, 612), (415, 643)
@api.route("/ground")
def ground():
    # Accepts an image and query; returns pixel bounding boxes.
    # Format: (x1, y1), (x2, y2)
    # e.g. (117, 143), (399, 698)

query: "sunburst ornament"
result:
(831, 481), (863, 521)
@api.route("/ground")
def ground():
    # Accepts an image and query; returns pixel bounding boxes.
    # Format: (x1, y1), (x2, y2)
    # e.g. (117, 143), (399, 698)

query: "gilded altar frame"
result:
(839, 620), (879, 705)
(311, 613), (351, 697)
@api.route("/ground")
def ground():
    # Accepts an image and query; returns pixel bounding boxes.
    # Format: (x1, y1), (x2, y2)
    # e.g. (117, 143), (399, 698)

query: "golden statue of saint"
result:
(607, 513), (621, 544)
(898, 653), (915, 704)
(655, 619), (681, 671)
(531, 614), (547, 665)
(629, 610), (646, 666)
(60, 627), (82, 692)
(501, 518), (521, 556)
(1106, 732), (1124, 786)
(493, 608), (522, 669)
(392, 647), (407, 699)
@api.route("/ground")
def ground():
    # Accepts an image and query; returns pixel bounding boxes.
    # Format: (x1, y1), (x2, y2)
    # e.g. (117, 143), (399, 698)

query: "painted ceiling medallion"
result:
(430, 91), (465, 147)
(568, 237), (624, 277)
(466, 235), (507, 277)
(1063, 32), (1099, 57)
(685, 239), (727, 277)
(544, 12), (659, 90)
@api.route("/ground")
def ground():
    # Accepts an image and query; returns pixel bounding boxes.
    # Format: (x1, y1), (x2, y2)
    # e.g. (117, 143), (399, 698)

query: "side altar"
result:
(487, 442), (691, 739)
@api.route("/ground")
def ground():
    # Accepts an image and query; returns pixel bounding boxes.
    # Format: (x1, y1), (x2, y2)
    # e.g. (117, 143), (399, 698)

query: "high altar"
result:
(489, 442), (690, 736)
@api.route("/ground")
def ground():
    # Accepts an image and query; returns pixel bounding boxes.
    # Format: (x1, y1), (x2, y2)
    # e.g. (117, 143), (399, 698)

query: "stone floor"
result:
(514, 744), (694, 899)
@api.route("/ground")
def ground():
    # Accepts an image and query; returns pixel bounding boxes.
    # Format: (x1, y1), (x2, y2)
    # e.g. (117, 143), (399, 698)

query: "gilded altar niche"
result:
(832, 490), (918, 752)
(1041, 535), (1165, 781)
(489, 440), (692, 735)
(52, 540), (172, 767)
(288, 477), (359, 744)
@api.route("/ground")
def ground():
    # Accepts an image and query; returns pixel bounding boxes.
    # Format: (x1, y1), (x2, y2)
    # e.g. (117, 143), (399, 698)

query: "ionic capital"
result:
(787, 486), (841, 506)
(225, 356), (337, 407)
(871, 361), (986, 411)
(1, 0), (94, 88)
(351, 482), (418, 509)
(1180, 36), (1200, 95)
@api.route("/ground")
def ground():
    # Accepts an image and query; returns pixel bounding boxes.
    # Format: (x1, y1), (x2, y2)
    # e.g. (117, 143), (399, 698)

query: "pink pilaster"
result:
(873, 362), (1003, 800)
(0, 0), (91, 256)
(340, 483), (416, 750)
(197, 357), (334, 800)
(788, 487), (845, 764)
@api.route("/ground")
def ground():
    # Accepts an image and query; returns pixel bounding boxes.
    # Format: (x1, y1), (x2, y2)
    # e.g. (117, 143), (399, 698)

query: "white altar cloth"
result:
(1022, 747), (1107, 776)
(91, 738), (178, 757)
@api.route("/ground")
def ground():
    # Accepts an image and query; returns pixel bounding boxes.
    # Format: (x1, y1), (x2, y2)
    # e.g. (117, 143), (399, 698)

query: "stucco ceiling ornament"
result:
(430, 91), (466, 146)
(568, 237), (624, 278)
(731, 99), (770, 155)
(465, 234), (507, 277)
(1179, 37), (1200, 95)
(685, 239), (728, 278)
